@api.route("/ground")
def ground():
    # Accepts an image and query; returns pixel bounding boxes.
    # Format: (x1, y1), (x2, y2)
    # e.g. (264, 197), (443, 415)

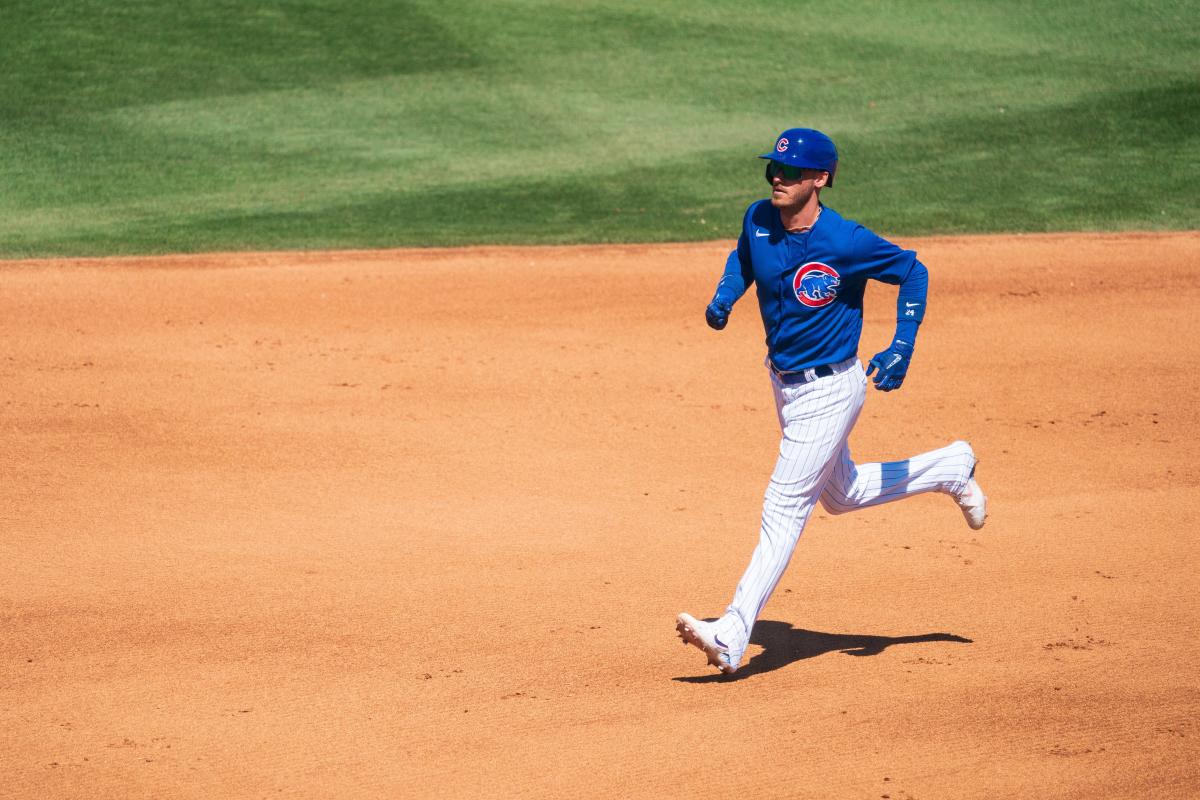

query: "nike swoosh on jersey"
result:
(755, 229), (769, 237)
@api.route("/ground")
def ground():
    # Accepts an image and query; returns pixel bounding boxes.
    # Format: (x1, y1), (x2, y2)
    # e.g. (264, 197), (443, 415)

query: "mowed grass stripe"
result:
(0, 0), (1196, 256)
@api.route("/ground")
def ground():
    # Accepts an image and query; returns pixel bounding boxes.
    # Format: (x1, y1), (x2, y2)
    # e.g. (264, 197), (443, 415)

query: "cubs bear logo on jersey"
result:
(793, 263), (840, 307)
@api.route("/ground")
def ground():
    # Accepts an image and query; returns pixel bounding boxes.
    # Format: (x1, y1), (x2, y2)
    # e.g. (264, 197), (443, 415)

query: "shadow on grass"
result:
(673, 620), (972, 683)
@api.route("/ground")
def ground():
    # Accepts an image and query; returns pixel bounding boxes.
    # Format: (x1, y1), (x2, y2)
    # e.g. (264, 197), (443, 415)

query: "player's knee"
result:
(819, 493), (851, 515)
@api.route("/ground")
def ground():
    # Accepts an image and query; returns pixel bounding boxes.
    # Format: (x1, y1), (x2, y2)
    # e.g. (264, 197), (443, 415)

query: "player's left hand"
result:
(866, 341), (913, 391)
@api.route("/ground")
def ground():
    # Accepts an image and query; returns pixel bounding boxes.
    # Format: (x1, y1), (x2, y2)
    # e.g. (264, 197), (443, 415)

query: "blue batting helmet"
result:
(759, 128), (838, 186)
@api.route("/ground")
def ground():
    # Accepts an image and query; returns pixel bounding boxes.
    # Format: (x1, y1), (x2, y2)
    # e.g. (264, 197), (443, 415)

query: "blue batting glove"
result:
(705, 300), (731, 330)
(865, 340), (914, 392)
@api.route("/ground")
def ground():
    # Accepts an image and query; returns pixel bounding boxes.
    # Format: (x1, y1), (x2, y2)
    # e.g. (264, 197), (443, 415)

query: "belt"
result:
(768, 357), (852, 386)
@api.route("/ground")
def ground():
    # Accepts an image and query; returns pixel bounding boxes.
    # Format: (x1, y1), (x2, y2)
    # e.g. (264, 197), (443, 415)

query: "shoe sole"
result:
(675, 613), (737, 674)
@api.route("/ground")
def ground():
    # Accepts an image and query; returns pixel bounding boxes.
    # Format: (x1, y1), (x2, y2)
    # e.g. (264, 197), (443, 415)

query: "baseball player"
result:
(676, 127), (987, 675)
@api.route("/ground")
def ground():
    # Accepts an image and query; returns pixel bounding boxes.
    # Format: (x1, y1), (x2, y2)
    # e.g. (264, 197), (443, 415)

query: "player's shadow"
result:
(673, 620), (972, 683)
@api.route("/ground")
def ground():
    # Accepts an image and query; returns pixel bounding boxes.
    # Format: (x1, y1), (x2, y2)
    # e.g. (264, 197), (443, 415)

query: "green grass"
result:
(1, 0), (1197, 256)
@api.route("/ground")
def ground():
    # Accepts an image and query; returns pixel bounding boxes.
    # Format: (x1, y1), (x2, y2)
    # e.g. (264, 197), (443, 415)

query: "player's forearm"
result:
(893, 261), (928, 349)
(712, 247), (751, 307)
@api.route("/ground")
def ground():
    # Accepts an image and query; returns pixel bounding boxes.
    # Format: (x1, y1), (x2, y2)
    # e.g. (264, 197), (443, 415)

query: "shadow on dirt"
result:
(673, 620), (972, 683)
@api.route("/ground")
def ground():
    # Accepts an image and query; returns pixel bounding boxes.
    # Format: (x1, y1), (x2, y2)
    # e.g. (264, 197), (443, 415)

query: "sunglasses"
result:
(767, 162), (807, 180)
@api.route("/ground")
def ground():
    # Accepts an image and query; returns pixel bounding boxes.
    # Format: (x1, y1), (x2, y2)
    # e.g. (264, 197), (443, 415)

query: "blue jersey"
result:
(713, 201), (928, 372)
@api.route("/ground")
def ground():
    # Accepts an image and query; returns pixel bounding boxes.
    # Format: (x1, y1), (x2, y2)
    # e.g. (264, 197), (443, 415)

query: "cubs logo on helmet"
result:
(793, 263), (840, 307)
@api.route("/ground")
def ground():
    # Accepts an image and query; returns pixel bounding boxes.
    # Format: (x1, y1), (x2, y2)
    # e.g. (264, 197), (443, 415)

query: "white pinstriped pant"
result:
(725, 358), (975, 640)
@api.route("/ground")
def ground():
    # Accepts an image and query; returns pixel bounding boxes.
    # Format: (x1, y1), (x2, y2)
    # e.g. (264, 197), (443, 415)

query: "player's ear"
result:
(813, 170), (830, 189)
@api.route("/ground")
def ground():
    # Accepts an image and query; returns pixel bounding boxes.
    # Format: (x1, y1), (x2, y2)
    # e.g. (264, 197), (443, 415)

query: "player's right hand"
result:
(705, 300), (731, 330)
(866, 340), (914, 391)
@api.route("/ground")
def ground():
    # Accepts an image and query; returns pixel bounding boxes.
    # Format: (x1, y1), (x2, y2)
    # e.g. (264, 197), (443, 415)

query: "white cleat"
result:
(956, 474), (988, 530)
(676, 612), (743, 674)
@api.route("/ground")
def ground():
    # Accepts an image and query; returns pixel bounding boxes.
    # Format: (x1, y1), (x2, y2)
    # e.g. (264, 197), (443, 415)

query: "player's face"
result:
(768, 166), (828, 210)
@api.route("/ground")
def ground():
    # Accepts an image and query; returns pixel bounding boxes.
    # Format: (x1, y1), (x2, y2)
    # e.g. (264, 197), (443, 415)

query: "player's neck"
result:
(779, 199), (822, 233)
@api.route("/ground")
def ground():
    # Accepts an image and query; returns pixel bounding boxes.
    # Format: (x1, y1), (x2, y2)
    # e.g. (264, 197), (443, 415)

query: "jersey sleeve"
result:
(850, 225), (919, 285)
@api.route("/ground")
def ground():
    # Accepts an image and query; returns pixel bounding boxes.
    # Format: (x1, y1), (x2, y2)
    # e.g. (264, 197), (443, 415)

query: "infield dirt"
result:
(3, 233), (1198, 799)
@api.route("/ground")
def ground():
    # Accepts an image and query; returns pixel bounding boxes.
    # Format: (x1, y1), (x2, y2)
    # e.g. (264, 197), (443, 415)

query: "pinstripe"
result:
(724, 363), (974, 640)
(727, 364), (864, 634)
(819, 441), (973, 514)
